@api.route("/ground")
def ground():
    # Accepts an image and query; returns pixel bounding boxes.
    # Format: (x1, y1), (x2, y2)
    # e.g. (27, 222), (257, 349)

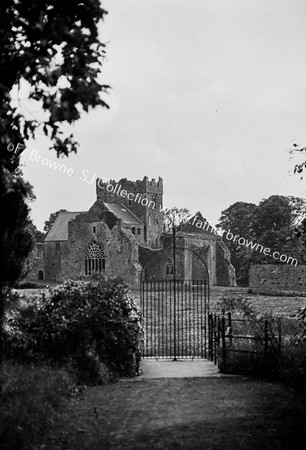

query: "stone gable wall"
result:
(139, 233), (236, 286)
(44, 241), (70, 281)
(249, 264), (306, 293)
(46, 215), (141, 286)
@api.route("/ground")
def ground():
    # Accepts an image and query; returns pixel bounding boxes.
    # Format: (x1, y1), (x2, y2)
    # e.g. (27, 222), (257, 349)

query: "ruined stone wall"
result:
(96, 176), (163, 248)
(216, 241), (237, 286)
(139, 245), (186, 280)
(140, 234), (215, 283)
(191, 247), (210, 282)
(139, 247), (170, 280)
(44, 241), (70, 281)
(25, 243), (45, 282)
(106, 226), (141, 286)
(44, 211), (141, 287)
(249, 264), (306, 293)
(178, 233), (215, 284)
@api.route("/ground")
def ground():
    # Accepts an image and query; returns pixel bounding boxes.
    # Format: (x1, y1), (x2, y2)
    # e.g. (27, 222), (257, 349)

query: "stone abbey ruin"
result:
(29, 176), (236, 287)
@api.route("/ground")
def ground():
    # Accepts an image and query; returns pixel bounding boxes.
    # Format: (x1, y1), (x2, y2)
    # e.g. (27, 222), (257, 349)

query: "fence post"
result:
(215, 314), (219, 365)
(207, 314), (211, 359)
(264, 320), (268, 367)
(221, 315), (226, 370)
(277, 318), (282, 357)
(227, 311), (232, 346)
(209, 314), (213, 362)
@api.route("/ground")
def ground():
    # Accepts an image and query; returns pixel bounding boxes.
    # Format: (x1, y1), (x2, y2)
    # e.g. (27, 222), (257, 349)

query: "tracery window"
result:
(85, 243), (105, 275)
(165, 259), (174, 276)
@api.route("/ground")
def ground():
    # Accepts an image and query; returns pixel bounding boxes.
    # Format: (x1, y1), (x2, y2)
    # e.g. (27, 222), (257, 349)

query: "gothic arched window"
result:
(85, 243), (105, 275)
(165, 259), (174, 276)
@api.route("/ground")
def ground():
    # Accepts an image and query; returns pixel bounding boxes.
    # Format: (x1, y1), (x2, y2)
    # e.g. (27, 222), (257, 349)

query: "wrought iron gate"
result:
(141, 279), (209, 359)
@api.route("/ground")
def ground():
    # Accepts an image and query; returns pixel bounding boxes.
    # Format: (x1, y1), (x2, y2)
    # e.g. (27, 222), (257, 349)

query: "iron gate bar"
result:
(188, 283), (191, 357)
(196, 284), (201, 353)
(185, 283), (188, 358)
(200, 283), (203, 357)
(141, 279), (209, 359)
(169, 279), (172, 357)
(158, 280), (160, 357)
(140, 246), (210, 360)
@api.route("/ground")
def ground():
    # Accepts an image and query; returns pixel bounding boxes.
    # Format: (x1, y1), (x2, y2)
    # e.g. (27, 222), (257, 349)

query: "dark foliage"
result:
(13, 281), (46, 289)
(0, 363), (75, 450)
(217, 196), (306, 285)
(44, 209), (67, 234)
(0, 0), (109, 368)
(0, 167), (34, 364)
(0, 0), (109, 161)
(4, 277), (143, 383)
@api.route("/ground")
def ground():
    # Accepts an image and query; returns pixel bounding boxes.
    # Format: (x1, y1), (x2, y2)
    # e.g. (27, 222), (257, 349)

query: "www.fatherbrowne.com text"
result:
(13, 144), (298, 266)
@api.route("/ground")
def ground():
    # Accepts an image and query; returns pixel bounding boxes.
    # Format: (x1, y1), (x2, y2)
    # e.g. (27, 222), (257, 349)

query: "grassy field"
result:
(16, 285), (306, 318)
(129, 286), (306, 359)
(131, 286), (306, 317)
(14, 285), (306, 359)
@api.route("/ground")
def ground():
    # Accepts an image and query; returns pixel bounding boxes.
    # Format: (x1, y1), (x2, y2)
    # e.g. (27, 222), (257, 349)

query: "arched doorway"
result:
(140, 247), (210, 360)
(38, 270), (44, 281)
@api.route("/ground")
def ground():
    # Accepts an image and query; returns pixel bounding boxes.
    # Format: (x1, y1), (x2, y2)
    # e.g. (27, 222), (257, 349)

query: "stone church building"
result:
(30, 176), (236, 287)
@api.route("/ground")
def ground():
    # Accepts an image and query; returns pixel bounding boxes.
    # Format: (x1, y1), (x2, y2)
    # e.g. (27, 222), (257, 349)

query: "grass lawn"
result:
(131, 286), (306, 318)
(38, 377), (306, 450)
(16, 285), (306, 359)
(129, 286), (306, 358)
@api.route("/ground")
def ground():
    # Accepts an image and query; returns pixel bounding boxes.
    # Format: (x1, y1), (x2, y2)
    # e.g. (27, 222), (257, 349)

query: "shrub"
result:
(296, 306), (306, 342)
(214, 295), (281, 377)
(214, 296), (306, 386)
(277, 316), (306, 388)
(215, 295), (258, 318)
(13, 281), (47, 289)
(0, 362), (75, 450)
(4, 276), (143, 383)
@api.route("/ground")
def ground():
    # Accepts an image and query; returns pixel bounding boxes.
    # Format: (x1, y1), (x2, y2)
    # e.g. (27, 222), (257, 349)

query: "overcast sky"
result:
(20, 0), (306, 231)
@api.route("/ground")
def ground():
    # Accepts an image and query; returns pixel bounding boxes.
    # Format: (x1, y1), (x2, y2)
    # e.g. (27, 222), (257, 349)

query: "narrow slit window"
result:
(165, 259), (174, 276)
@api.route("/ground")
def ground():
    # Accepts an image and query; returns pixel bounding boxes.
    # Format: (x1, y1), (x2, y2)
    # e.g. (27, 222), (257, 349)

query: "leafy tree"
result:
(289, 143), (306, 179)
(217, 197), (306, 285)
(288, 143), (306, 244)
(21, 221), (46, 278)
(0, 0), (109, 367)
(0, 167), (34, 363)
(288, 196), (306, 227)
(252, 196), (291, 237)
(216, 202), (257, 238)
(34, 228), (45, 243)
(44, 209), (67, 234)
(162, 207), (192, 233)
(251, 196), (306, 263)
(0, 0), (109, 161)
(216, 202), (257, 285)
